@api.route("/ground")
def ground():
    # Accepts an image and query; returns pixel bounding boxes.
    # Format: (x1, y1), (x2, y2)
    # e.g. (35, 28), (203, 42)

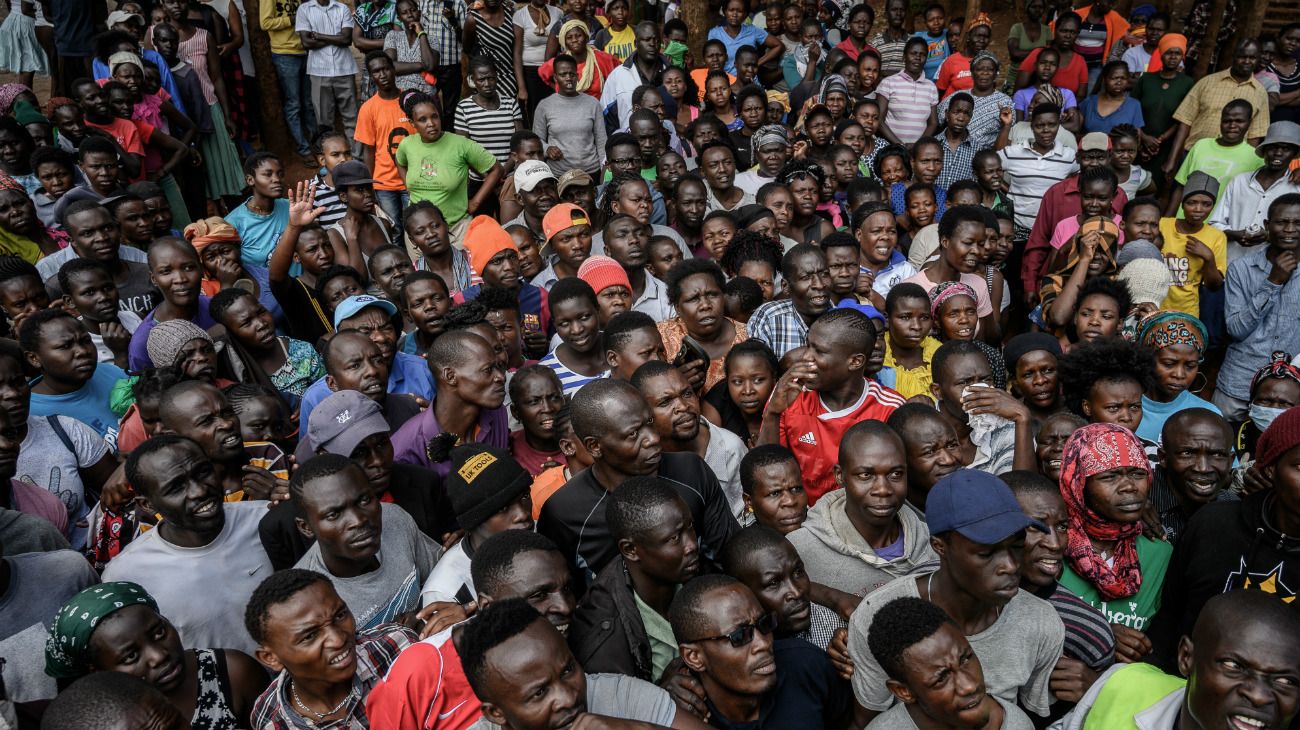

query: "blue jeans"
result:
(376, 189), (409, 226)
(272, 53), (317, 154)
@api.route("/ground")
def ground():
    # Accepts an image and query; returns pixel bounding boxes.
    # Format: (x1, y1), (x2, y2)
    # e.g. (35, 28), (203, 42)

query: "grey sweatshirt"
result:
(786, 490), (939, 597)
(532, 92), (607, 175)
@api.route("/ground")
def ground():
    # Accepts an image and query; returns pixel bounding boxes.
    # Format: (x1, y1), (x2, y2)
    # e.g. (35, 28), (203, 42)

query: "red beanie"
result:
(1256, 405), (1300, 468)
(577, 255), (631, 295)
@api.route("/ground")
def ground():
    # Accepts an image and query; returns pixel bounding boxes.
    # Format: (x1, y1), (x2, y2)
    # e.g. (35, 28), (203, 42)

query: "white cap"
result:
(514, 160), (557, 193)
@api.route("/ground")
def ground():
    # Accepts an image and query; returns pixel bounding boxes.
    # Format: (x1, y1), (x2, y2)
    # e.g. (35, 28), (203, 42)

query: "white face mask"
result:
(1250, 403), (1287, 432)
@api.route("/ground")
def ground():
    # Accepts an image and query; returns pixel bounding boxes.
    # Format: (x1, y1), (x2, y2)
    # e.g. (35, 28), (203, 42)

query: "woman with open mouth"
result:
(45, 581), (268, 729)
(1057, 422), (1172, 664)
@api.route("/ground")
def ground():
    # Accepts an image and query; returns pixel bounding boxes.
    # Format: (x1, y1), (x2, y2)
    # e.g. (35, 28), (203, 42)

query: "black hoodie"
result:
(1149, 489), (1300, 668)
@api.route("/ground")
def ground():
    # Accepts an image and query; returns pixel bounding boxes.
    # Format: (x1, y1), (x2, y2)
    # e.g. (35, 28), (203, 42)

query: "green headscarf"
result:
(45, 582), (159, 680)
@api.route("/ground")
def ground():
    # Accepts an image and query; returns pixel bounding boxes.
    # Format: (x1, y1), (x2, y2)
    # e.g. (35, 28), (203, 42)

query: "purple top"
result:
(127, 296), (217, 372)
(390, 402), (510, 480)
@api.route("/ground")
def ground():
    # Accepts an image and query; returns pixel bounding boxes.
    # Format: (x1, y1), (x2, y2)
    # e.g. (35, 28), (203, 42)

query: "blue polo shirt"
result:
(707, 24), (769, 74)
(297, 352), (435, 429)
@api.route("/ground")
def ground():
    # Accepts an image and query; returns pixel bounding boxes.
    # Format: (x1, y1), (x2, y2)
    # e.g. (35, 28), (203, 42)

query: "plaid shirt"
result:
(1172, 69), (1271, 150)
(418, 0), (469, 63)
(747, 299), (811, 359)
(935, 132), (979, 194)
(250, 624), (418, 730)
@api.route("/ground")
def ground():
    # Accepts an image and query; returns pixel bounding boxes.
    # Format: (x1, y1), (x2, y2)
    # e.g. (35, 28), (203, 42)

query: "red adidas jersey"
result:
(778, 380), (906, 505)
(365, 625), (483, 730)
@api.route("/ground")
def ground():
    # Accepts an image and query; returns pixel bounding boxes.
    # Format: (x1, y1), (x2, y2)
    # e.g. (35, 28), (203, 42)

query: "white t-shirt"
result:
(703, 420), (748, 519)
(420, 538), (473, 607)
(84, 310), (142, 364)
(848, 574), (1064, 716)
(101, 501), (274, 655)
(468, 673), (677, 729)
(17, 415), (111, 551)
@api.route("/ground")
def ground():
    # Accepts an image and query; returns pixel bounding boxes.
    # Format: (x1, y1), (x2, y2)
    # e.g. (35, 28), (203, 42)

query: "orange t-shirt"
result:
(355, 94), (415, 192)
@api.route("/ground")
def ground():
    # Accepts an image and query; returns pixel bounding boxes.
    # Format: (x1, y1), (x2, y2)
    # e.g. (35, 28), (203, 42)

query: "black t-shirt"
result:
(703, 639), (853, 730)
(270, 276), (332, 348)
(537, 452), (739, 592)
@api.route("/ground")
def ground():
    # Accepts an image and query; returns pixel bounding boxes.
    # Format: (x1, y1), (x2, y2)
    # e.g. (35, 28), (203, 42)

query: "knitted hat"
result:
(1256, 406), (1300, 468)
(1117, 258), (1173, 307)
(463, 215), (518, 276)
(146, 319), (214, 368)
(1183, 171), (1220, 203)
(577, 255), (631, 295)
(446, 443), (532, 531)
(1116, 239), (1163, 268)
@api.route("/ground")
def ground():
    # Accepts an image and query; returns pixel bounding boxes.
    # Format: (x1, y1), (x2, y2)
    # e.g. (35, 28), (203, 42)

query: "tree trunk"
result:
(681, 0), (712, 69)
(242, 0), (293, 156)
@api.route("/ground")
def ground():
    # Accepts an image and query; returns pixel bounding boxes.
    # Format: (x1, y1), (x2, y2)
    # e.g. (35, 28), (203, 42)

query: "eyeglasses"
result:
(686, 613), (778, 648)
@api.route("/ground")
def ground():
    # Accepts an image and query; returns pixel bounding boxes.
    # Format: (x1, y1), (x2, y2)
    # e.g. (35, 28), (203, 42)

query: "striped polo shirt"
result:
(998, 142), (1079, 231)
(875, 70), (939, 145)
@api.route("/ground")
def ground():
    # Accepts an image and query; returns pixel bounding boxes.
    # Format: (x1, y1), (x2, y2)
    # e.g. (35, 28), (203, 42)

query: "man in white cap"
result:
(1210, 120), (1300, 263)
(504, 160), (559, 250)
(296, 294), (435, 430)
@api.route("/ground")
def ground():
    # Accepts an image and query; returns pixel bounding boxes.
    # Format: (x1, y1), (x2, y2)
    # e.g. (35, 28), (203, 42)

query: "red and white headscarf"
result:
(1059, 422), (1150, 600)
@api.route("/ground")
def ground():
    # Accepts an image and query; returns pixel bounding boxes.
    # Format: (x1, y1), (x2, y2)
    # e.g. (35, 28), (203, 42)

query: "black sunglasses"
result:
(687, 613), (778, 648)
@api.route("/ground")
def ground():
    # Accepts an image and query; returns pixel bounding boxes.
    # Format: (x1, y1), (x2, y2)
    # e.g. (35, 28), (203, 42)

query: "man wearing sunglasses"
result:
(845, 469), (1065, 727)
(668, 574), (854, 729)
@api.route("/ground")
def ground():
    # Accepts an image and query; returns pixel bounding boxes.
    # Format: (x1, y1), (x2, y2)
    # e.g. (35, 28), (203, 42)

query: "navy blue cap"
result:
(925, 469), (1045, 544)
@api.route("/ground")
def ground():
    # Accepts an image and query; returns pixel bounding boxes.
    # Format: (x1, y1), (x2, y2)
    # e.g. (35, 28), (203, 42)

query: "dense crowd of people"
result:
(2, 0), (1300, 728)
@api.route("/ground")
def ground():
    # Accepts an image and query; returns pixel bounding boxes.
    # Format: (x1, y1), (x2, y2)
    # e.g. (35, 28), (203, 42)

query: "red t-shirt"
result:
(87, 117), (145, 157)
(1018, 47), (1090, 97)
(364, 626), (482, 730)
(778, 380), (906, 505)
(510, 429), (564, 477)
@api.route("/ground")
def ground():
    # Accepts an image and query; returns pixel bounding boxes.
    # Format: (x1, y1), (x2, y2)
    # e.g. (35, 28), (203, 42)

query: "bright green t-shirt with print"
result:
(1059, 536), (1173, 633)
(395, 132), (496, 226)
(1173, 137), (1263, 219)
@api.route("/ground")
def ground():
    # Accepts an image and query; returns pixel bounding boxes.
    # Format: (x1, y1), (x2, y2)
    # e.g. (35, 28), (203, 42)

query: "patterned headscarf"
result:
(147, 318), (215, 369)
(0, 84), (30, 117)
(45, 582), (159, 679)
(968, 12), (993, 30)
(1059, 423), (1151, 601)
(752, 124), (789, 150)
(107, 51), (144, 74)
(818, 75), (849, 106)
(183, 216), (241, 255)
(0, 170), (25, 195)
(1138, 310), (1207, 355)
(970, 50), (1000, 70)
(1038, 216), (1121, 312)
(1251, 351), (1300, 397)
(929, 280), (979, 320)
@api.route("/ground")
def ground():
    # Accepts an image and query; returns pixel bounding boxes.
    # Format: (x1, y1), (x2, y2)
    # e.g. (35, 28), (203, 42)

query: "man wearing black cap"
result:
(846, 469), (1064, 726)
(292, 453), (441, 631)
(420, 443), (534, 607)
(259, 389), (457, 570)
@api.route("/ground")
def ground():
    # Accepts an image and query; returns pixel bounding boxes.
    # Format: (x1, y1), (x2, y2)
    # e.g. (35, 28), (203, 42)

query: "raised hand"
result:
(287, 180), (327, 227)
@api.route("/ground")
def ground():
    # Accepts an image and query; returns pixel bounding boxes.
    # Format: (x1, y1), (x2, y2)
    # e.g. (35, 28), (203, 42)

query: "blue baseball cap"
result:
(333, 295), (399, 329)
(925, 469), (1045, 545)
(834, 299), (885, 321)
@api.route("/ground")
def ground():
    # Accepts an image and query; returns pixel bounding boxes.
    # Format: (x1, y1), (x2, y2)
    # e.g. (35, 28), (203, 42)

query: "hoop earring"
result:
(1191, 371), (1208, 394)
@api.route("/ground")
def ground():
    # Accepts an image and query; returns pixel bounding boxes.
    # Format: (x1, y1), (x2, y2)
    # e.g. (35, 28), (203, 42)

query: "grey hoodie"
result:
(786, 490), (939, 597)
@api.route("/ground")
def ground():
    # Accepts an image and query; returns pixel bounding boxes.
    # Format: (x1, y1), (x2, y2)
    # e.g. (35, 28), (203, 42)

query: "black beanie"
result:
(446, 443), (532, 531)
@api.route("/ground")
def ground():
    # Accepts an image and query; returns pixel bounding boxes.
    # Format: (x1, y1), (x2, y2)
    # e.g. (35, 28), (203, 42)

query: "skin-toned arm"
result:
(269, 181), (326, 284)
(1046, 233), (1096, 327)
(224, 650), (272, 727)
(1164, 183), (1184, 218)
(994, 106), (1014, 151)
(922, 105), (938, 139)
(513, 23), (529, 104)
(757, 33), (784, 67)
(545, 29), (559, 60)
(361, 143), (375, 172)
(220, 0), (245, 56)
(464, 13), (480, 58)
(756, 360), (816, 445)
(327, 226), (366, 279)
(353, 25), (387, 51)
(1186, 236), (1224, 290)
(1162, 122), (1190, 175)
(79, 452), (122, 504)
(159, 99), (198, 149)
(204, 35), (233, 125)
(961, 386), (1036, 472)
(468, 161), (504, 215)
(151, 127), (196, 179)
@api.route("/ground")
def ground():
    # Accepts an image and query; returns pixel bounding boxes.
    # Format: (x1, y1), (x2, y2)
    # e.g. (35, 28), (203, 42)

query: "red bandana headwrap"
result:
(1059, 422), (1151, 600)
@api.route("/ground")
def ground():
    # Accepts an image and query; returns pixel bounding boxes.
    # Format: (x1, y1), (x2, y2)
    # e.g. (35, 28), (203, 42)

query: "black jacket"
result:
(537, 452), (740, 592)
(570, 557), (655, 681)
(259, 462), (456, 570)
(1150, 489), (1300, 667)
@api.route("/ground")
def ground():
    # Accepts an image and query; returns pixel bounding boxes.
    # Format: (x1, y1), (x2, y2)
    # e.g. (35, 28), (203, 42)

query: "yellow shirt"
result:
(883, 335), (942, 400)
(1158, 218), (1227, 319)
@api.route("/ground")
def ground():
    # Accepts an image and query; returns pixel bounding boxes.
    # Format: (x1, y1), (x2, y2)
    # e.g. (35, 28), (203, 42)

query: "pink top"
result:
(1048, 214), (1126, 251)
(177, 27), (216, 105)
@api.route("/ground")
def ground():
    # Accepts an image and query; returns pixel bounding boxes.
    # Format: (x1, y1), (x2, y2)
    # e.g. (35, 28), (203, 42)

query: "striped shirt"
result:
(311, 173), (348, 228)
(997, 142), (1079, 231)
(1042, 582), (1116, 671)
(538, 350), (609, 396)
(875, 70), (939, 145)
(454, 96), (522, 170)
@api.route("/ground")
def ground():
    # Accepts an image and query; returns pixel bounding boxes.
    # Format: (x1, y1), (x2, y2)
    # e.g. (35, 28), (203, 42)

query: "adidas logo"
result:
(798, 432), (817, 445)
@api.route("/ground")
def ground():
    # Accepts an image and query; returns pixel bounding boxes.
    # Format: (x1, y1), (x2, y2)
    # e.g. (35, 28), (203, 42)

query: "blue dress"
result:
(1079, 95), (1145, 135)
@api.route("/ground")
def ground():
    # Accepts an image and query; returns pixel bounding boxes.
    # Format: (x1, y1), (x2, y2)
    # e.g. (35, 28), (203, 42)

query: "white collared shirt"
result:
(1209, 169), (1300, 263)
(294, 0), (358, 77)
